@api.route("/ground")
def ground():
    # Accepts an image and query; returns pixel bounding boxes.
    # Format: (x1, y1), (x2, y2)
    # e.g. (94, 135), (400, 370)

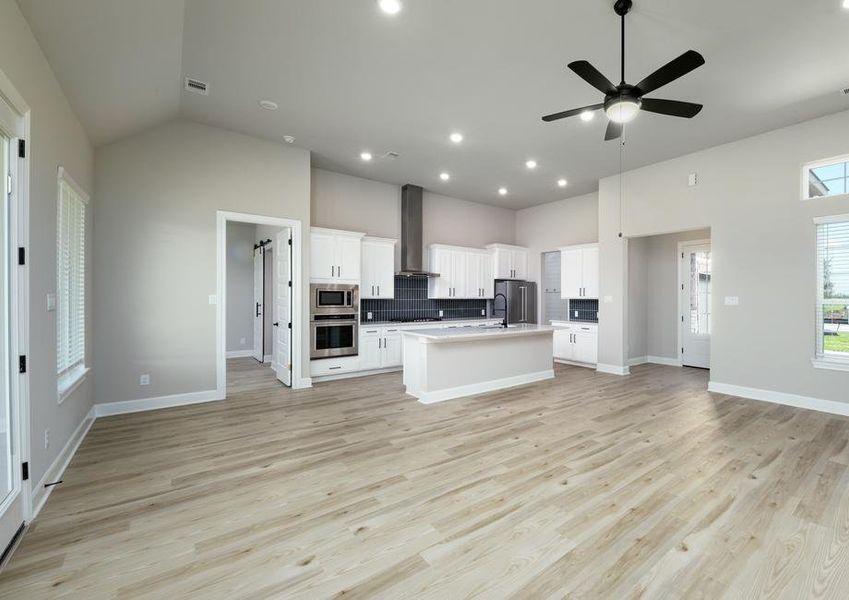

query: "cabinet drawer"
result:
(310, 356), (360, 377)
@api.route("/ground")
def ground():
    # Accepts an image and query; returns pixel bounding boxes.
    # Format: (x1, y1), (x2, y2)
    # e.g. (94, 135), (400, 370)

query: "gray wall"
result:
(515, 192), (599, 322)
(1, 0), (95, 485)
(225, 222), (255, 353)
(311, 168), (516, 269)
(599, 108), (849, 404)
(627, 237), (649, 361)
(94, 119), (311, 404)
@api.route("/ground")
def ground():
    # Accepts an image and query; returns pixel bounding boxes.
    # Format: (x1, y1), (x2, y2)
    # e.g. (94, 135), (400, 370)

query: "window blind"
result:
(57, 173), (87, 378)
(815, 217), (849, 359)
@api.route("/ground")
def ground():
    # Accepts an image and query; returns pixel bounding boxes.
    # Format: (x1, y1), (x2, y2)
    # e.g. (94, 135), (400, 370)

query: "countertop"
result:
(550, 320), (598, 328)
(360, 318), (500, 328)
(402, 324), (555, 343)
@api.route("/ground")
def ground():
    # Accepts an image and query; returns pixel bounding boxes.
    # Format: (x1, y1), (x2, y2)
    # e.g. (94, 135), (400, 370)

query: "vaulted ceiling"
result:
(17, 0), (849, 208)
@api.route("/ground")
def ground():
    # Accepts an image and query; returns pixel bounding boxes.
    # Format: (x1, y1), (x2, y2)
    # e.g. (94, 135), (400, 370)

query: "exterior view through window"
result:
(807, 157), (849, 199)
(816, 218), (849, 358)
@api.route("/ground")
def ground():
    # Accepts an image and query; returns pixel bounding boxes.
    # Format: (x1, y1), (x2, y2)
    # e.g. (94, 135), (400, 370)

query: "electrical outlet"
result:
(724, 296), (740, 306)
(480, 309), (485, 316)
(208, 294), (217, 305)
(240, 337), (246, 345)
(47, 293), (57, 311)
(44, 429), (49, 449)
(367, 312), (373, 320)
(140, 374), (150, 386)
(439, 310), (444, 317)
(574, 310), (579, 317)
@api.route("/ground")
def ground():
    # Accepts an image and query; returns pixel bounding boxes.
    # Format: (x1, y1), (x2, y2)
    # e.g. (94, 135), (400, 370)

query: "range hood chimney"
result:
(398, 184), (439, 277)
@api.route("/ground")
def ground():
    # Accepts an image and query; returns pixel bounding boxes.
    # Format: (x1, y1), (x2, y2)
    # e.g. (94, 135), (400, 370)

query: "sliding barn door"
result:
(274, 230), (292, 386)
(252, 247), (264, 362)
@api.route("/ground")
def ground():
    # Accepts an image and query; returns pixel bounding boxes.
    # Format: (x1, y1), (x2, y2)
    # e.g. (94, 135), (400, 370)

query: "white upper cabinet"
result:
(428, 245), (494, 299)
(559, 244), (599, 299)
(310, 228), (364, 283)
(361, 237), (396, 299)
(487, 244), (529, 280)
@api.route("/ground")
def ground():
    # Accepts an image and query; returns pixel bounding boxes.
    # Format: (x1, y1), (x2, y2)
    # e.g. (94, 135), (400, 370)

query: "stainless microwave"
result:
(310, 283), (359, 316)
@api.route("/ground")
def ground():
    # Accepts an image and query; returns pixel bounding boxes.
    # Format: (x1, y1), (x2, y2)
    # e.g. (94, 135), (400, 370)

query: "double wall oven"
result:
(310, 283), (359, 359)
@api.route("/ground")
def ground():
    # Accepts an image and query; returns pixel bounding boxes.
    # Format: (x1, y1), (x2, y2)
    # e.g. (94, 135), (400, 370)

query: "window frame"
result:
(802, 154), (849, 202)
(812, 213), (849, 372)
(56, 166), (89, 403)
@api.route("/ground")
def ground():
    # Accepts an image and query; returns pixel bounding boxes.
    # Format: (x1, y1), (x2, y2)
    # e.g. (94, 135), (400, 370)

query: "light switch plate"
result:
(724, 296), (740, 306)
(208, 294), (217, 305)
(603, 295), (613, 304)
(688, 172), (698, 187)
(140, 374), (150, 385)
(47, 293), (57, 311)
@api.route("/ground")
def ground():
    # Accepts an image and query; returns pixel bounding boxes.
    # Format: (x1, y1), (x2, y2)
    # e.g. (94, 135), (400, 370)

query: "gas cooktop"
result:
(387, 317), (443, 323)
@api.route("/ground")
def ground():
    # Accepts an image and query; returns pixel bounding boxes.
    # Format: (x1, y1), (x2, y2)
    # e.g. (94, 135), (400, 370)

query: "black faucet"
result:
(493, 293), (509, 328)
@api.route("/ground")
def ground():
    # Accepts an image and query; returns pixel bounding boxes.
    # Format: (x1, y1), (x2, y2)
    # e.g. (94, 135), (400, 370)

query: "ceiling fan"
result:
(542, 0), (705, 141)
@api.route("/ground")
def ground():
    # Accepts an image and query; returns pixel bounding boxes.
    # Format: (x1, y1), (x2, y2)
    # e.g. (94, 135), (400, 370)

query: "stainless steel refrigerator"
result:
(494, 280), (537, 325)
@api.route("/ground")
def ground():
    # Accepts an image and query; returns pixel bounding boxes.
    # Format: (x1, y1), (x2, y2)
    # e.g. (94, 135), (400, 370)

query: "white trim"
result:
(627, 356), (647, 366)
(57, 166), (90, 203)
(411, 369), (554, 404)
(57, 366), (90, 404)
(554, 359), (596, 369)
(708, 381), (849, 418)
(217, 211), (307, 397)
(813, 212), (849, 225)
(629, 355), (683, 367)
(263, 354), (272, 364)
(802, 155), (849, 202)
(95, 389), (223, 418)
(596, 363), (630, 376)
(226, 349), (254, 359)
(313, 366), (401, 383)
(31, 406), (95, 520)
(811, 356), (849, 372)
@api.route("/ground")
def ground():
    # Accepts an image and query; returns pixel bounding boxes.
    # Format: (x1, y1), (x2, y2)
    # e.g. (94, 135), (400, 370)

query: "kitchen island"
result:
(402, 324), (555, 403)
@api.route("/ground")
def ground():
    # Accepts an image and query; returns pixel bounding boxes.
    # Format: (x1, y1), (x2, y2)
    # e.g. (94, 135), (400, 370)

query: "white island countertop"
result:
(402, 324), (554, 343)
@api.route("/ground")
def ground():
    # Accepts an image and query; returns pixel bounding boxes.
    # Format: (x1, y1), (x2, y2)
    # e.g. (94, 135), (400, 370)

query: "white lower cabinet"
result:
(552, 322), (598, 365)
(310, 355), (361, 377)
(359, 327), (403, 370)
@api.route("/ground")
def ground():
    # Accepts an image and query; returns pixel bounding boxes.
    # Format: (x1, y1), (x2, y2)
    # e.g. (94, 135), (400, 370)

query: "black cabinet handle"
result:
(256, 302), (261, 317)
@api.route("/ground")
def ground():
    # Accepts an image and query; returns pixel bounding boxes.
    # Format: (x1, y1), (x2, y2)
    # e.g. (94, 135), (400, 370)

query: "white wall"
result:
(0, 0), (95, 486)
(515, 192), (599, 320)
(599, 109), (849, 404)
(311, 168), (516, 268)
(94, 119), (311, 404)
(225, 222), (255, 353)
(627, 236), (649, 361)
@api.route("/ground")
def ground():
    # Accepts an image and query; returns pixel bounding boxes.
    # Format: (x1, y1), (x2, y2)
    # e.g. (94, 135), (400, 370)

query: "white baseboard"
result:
(412, 369), (554, 404)
(294, 377), (312, 389)
(312, 367), (401, 383)
(95, 389), (224, 417)
(629, 355), (682, 367)
(596, 363), (630, 376)
(31, 405), (96, 520)
(263, 354), (272, 364)
(226, 350), (253, 359)
(554, 359), (596, 369)
(708, 381), (849, 417)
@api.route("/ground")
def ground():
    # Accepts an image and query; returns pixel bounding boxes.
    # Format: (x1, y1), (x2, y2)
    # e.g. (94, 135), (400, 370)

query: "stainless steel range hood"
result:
(398, 184), (439, 278)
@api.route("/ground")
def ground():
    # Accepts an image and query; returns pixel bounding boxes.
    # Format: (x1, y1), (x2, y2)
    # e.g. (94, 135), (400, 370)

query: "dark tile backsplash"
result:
(568, 298), (599, 323)
(361, 276), (488, 322)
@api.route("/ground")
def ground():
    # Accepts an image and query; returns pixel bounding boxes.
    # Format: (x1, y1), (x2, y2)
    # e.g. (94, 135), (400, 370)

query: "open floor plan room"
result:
(1, 0), (848, 597)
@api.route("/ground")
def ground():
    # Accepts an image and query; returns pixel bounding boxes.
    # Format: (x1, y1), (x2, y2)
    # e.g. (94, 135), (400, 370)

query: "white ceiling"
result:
(18, 0), (849, 209)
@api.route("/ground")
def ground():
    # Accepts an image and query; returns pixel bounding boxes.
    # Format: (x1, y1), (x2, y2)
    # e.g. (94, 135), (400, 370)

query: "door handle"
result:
(377, 285), (380, 296)
(338, 265), (341, 277)
(273, 322), (279, 327)
(331, 266), (335, 277)
(256, 302), (262, 317)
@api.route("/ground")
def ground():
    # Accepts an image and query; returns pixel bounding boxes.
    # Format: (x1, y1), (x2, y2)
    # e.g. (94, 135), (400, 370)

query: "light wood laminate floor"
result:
(2, 360), (849, 598)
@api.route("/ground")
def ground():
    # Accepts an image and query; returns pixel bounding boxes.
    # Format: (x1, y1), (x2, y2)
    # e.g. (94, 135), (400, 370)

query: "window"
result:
(56, 168), (88, 399)
(814, 214), (849, 370)
(804, 155), (849, 200)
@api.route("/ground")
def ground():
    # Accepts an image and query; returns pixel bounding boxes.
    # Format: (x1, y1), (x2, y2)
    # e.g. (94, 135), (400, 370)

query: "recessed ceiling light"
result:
(580, 111), (595, 122)
(498, 187), (508, 196)
(378, 0), (402, 15)
(439, 172), (451, 181)
(525, 160), (537, 170)
(259, 100), (278, 111)
(283, 135), (295, 144)
(360, 152), (373, 162)
(844, 0), (849, 9)
(449, 132), (464, 144)
(558, 179), (568, 187)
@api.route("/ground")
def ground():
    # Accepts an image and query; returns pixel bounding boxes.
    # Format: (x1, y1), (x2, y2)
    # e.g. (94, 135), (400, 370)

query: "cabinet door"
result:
(360, 242), (377, 298)
(480, 253), (494, 298)
(574, 330), (597, 364)
(450, 250), (468, 298)
(428, 247), (453, 298)
(359, 330), (382, 371)
(382, 331), (403, 367)
(512, 250), (528, 280)
(311, 232), (336, 280)
(465, 252), (482, 298)
(581, 246), (599, 298)
(553, 328), (573, 360)
(492, 248), (511, 279)
(373, 242), (395, 298)
(560, 249), (583, 298)
(336, 236), (361, 282)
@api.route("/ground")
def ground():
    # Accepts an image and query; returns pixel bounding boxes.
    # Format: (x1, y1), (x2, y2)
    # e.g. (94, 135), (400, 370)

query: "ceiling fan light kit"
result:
(542, 0), (705, 140)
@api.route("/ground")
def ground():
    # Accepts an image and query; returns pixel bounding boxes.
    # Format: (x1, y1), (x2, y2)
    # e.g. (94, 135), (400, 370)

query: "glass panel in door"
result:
(681, 243), (711, 368)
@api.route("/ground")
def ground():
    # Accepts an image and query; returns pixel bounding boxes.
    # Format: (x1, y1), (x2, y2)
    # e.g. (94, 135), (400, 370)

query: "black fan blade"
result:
(634, 50), (705, 96)
(641, 98), (703, 118)
(568, 61), (617, 95)
(542, 103), (604, 122)
(605, 120), (623, 141)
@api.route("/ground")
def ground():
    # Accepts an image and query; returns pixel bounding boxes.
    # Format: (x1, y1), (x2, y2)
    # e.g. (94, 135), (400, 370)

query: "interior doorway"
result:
(217, 212), (305, 397)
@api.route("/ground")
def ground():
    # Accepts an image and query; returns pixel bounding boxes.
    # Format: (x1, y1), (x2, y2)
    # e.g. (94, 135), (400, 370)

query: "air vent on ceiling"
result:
(184, 77), (209, 96)
(383, 151), (401, 160)
(843, 87), (849, 96)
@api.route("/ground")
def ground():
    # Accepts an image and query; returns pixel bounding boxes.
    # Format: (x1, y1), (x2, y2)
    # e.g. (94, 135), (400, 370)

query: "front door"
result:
(274, 230), (291, 386)
(680, 242), (712, 368)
